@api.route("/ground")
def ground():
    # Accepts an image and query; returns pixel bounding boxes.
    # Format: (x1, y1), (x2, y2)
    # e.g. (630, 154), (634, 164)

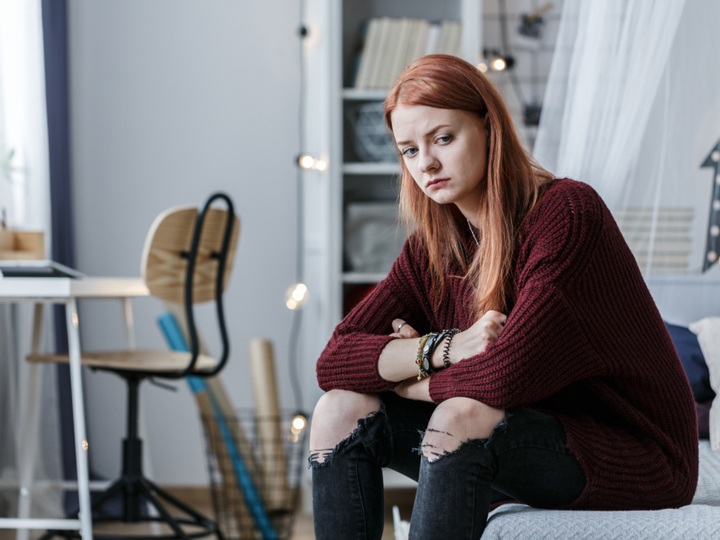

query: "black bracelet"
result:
(421, 333), (438, 376)
(442, 328), (461, 368)
(423, 330), (452, 374)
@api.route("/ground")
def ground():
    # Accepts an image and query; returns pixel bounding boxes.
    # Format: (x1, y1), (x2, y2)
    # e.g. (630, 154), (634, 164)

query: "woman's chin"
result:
(427, 191), (458, 206)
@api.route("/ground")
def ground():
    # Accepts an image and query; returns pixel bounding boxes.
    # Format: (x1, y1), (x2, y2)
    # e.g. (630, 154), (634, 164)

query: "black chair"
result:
(30, 192), (240, 540)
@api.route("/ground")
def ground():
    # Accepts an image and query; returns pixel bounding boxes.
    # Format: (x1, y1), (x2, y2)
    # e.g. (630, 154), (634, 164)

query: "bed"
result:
(482, 439), (720, 539)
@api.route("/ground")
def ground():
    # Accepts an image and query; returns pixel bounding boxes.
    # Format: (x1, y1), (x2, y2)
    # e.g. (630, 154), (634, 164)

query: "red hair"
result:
(384, 55), (554, 318)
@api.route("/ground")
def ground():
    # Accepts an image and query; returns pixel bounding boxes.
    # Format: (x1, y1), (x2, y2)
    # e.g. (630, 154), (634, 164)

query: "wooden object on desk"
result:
(141, 206), (240, 304)
(0, 230), (44, 260)
(248, 338), (290, 511)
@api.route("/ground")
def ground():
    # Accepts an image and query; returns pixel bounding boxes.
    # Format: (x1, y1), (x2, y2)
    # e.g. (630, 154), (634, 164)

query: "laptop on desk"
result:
(0, 260), (85, 279)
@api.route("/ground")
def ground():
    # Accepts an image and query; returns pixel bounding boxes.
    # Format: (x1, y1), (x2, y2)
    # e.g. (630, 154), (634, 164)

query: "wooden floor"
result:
(0, 488), (415, 540)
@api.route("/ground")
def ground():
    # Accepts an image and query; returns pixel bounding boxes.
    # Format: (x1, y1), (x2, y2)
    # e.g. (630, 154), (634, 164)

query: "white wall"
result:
(68, 0), (305, 485)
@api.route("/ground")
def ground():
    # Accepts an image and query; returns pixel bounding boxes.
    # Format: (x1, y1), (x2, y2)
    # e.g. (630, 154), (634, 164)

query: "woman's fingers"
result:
(450, 310), (509, 359)
(479, 310), (508, 328)
(391, 319), (420, 338)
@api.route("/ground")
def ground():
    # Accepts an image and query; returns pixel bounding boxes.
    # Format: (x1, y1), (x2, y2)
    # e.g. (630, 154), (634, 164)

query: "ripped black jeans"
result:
(309, 392), (586, 540)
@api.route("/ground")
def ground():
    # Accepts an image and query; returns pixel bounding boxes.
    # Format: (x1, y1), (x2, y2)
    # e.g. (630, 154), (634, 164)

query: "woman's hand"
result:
(390, 319), (420, 339)
(448, 310), (508, 365)
(394, 376), (433, 402)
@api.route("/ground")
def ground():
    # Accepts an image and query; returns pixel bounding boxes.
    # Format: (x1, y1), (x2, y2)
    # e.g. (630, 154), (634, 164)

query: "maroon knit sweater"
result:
(317, 178), (698, 511)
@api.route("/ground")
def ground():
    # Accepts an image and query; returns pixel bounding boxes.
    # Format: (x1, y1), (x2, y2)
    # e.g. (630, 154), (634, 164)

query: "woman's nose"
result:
(419, 150), (439, 173)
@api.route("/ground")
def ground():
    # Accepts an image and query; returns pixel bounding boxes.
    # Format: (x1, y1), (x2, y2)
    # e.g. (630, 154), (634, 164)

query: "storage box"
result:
(0, 230), (44, 260)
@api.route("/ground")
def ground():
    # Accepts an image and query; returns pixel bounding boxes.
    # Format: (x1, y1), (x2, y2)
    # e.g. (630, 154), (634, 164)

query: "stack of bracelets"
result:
(415, 328), (461, 380)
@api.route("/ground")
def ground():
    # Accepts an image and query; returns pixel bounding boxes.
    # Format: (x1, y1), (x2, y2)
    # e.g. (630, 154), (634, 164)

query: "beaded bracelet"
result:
(442, 328), (461, 368)
(416, 333), (434, 380)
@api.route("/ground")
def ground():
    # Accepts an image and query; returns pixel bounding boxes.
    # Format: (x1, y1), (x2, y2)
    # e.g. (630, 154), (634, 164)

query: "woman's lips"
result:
(427, 178), (449, 190)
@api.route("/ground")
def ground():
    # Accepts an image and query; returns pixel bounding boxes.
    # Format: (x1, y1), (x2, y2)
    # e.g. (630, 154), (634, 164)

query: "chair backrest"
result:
(140, 206), (240, 304)
(140, 193), (240, 378)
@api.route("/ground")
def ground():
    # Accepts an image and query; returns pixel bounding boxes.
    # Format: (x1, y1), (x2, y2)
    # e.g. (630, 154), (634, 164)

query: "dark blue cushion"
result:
(665, 322), (716, 403)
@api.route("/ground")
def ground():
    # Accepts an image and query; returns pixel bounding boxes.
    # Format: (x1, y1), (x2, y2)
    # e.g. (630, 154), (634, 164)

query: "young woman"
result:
(309, 55), (698, 539)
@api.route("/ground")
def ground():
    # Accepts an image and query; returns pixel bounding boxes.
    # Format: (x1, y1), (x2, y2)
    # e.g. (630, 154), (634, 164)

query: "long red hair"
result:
(384, 55), (554, 319)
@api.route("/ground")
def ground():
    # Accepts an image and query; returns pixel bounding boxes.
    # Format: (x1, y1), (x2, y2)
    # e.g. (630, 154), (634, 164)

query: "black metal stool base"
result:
(41, 377), (221, 540)
(40, 476), (219, 540)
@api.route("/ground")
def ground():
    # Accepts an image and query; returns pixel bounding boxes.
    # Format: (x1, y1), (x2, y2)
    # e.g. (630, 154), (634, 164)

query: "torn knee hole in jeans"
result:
(308, 401), (386, 468)
(416, 414), (511, 463)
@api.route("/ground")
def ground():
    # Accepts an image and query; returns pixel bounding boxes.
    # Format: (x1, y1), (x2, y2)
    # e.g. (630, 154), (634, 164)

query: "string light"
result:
(285, 282), (309, 310)
(477, 62), (488, 73)
(491, 57), (507, 71)
(297, 154), (327, 171)
(291, 414), (307, 434)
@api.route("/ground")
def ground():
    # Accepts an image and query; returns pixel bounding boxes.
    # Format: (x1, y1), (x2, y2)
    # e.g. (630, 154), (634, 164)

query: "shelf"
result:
(343, 272), (387, 284)
(343, 88), (390, 101)
(343, 162), (401, 175)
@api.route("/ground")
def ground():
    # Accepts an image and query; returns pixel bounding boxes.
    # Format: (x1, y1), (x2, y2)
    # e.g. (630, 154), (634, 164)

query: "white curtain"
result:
(534, 0), (720, 327)
(0, 0), (62, 519)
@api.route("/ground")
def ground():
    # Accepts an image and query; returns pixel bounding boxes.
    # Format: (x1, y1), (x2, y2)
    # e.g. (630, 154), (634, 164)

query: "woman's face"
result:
(391, 104), (488, 222)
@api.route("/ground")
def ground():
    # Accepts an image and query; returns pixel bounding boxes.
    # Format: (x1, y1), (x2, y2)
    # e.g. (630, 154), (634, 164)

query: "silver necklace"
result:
(467, 219), (480, 247)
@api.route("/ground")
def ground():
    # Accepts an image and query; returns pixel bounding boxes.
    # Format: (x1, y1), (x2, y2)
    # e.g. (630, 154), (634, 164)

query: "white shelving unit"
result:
(300, 0), (483, 493)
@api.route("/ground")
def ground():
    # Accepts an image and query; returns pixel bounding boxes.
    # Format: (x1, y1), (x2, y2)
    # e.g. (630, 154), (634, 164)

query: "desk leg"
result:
(16, 304), (44, 540)
(121, 298), (136, 350)
(66, 300), (93, 540)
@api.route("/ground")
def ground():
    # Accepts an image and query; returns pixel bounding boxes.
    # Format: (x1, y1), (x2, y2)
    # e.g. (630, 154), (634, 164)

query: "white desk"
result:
(0, 277), (150, 540)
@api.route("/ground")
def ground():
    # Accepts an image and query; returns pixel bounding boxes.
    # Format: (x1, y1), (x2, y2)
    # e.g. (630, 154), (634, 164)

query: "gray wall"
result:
(68, 0), (303, 485)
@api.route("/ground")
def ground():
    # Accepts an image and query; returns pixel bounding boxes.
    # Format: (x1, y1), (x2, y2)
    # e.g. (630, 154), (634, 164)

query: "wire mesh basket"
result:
(201, 410), (308, 540)
(346, 101), (398, 162)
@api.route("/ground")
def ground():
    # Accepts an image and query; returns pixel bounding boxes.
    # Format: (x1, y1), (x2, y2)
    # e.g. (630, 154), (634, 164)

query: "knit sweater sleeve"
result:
(316, 237), (433, 393)
(429, 181), (609, 407)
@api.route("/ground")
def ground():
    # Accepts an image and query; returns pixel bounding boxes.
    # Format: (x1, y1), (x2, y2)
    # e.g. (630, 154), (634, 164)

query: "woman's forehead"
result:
(391, 105), (475, 138)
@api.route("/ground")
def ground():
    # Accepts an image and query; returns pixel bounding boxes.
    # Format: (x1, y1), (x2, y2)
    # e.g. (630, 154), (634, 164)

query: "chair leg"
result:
(142, 479), (215, 528)
(138, 483), (191, 540)
(38, 375), (219, 540)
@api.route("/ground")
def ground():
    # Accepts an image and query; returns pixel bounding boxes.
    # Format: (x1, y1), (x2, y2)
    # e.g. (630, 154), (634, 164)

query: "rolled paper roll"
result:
(248, 339), (290, 511)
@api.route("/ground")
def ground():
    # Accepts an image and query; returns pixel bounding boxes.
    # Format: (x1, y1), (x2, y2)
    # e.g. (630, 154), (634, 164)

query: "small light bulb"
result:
(299, 155), (316, 169)
(491, 58), (507, 71)
(285, 283), (309, 310)
(477, 62), (488, 73)
(714, 200), (720, 211)
(712, 150), (720, 163)
(291, 414), (307, 434)
(711, 225), (720, 237)
(315, 159), (327, 171)
(708, 251), (718, 263)
(291, 283), (308, 302)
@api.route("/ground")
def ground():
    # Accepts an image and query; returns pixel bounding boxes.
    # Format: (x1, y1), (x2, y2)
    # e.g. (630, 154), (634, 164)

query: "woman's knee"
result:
(309, 390), (381, 455)
(422, 397), (505, 461)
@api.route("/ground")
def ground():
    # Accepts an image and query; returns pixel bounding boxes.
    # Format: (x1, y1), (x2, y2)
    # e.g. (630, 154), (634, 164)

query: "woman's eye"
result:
(402, 147), (418, 157)
(437, 135), (453, 144)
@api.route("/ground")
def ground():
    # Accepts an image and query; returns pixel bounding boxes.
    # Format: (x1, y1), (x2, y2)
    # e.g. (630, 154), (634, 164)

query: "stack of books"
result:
(352, 18), (463, 89)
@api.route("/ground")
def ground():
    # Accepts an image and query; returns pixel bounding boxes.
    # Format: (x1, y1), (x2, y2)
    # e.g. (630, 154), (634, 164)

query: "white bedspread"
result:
(482, 440), (720, 539)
